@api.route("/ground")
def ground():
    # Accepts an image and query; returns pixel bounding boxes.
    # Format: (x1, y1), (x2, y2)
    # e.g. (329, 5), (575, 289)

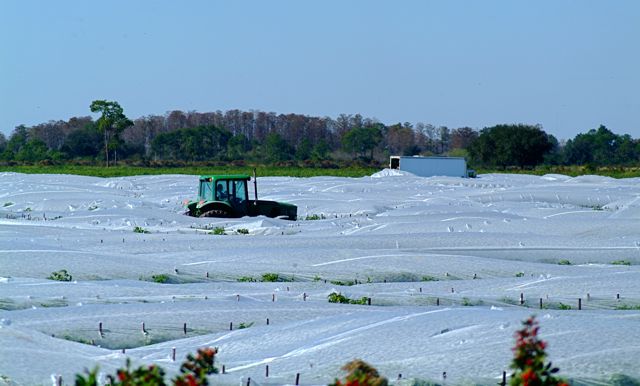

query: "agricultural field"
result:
(1, 170), (639, 385)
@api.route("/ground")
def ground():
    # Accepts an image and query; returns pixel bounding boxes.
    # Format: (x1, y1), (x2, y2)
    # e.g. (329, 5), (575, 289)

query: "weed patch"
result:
(328, 292), (368, 305)
(48, 269), (72, 282)
(133, 226), (150, 234)
(260, 272), (292, 282)
(209, 226), (225, 235)
(616, 304), (640, 310)
(611, 260), (632, 266)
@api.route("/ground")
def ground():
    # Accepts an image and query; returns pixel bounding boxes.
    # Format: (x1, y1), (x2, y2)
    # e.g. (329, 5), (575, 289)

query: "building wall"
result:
(396, 157), (467, 177)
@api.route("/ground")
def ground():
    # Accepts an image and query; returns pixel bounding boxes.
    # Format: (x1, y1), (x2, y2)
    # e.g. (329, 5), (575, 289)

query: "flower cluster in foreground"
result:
(75, 347), (218, 386)
(510, 316), (567, 386)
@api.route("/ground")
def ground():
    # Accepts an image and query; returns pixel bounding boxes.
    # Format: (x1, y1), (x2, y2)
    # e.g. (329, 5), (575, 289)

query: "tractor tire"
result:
(199, 209), (230, 218)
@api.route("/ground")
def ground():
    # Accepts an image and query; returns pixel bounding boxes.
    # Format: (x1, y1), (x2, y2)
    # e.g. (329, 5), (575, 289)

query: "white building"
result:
(389, 156), (472, 178)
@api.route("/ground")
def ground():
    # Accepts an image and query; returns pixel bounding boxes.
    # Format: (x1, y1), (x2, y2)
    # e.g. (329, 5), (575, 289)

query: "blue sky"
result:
(1, 0), (639, 139)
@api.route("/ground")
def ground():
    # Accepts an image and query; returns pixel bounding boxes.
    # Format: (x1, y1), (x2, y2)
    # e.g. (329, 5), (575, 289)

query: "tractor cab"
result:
(186, 173), (297, 220)
(194, 175), (251, 217)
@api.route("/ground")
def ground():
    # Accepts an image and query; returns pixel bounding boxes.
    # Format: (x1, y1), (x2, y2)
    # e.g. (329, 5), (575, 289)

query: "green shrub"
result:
(305, 214), (326, 220)
(237, 276), (255, 282)
(238, 322), (254, 329)
(133, 226), (150, 234)
(557, 259), (572, 265)
(611, 260), (632, 266)
(515, 272), (525, 277)
(235, 228), (249, 235)
(3, 202), (13, 207)
(616, 304), (640, 310)
(330, 279), (356, 286)
(48, 269), (72, 282)
(151, 274), (169, 284)
(421, 275), (439, 282)
(328, 292), (368, 305)
(557, 302), (572, 310)
(209, 226), (225, 235)
(261, 273), (280, 282)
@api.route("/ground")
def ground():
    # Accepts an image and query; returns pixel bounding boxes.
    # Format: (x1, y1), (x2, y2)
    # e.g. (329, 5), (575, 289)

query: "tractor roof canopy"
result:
(198, 174), (251, 182)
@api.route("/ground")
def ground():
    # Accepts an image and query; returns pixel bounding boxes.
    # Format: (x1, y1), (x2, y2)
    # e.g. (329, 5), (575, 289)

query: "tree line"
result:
(0, 100), (638, 169)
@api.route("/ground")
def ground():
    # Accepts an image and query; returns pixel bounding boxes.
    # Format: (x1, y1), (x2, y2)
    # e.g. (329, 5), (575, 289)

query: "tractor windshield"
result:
(215, 180), (229, 201)
(215, 179), (248, 207)
(199, 179), (214, 201)
(232, 180), (247, 203)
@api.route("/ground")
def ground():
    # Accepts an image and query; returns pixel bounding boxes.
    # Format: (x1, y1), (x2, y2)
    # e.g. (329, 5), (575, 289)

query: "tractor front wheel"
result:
(200, 208), (230, 218)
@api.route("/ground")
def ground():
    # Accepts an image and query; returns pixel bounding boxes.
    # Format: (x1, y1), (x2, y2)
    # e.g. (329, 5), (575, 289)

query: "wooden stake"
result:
(222, 365), (226, 374)
(142, 322), (147, 334)
(295, 373), (300, 385)
(183, 322), (187, 335)
(436, 298), (440, 306)
(246, 377), (251, 386)
(501, 371), (506, 386)
(520, 293), (524, 305)
(367, 297), (371, 306)
(98, 321), (103, 335)
(122, 348), (126, 354)
(266, 318), (270, 325)
(419, 287), (422, 293)
(539, 298), (543, 309)
(172, 347), (176, 361)
(230, 322), (233, 330)
(272, 294), (275, 302)
(55, 375), (62, 386)
(266, 365), (269, 377)
(206, 271), (209, 278)
(236, 294), (240, 301)
(578, 298), (582, 310)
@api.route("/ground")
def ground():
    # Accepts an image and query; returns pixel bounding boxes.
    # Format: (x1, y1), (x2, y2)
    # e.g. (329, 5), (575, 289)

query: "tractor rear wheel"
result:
(199, 208), (230, 218)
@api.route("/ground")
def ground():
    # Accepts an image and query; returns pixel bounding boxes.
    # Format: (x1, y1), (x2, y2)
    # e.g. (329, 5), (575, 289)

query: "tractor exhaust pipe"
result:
(253, 168), (258, 204)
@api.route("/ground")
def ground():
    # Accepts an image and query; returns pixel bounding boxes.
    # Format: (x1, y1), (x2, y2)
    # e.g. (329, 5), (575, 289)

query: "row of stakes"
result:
(54, 369), (304, 386)
(92, 288), (626, 337)
(55, 365), (511, 386)
(517, 292), (623, 310)
(61, 290), (621, 386)
(91, 289), (622, 346)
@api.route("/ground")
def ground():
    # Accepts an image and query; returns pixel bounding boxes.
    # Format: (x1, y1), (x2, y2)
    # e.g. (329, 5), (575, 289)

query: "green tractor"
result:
(185, 173), (297, 220)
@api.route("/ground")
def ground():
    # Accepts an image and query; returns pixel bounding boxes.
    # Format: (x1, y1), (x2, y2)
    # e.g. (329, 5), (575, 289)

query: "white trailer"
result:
(389, 156), (470, 178)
